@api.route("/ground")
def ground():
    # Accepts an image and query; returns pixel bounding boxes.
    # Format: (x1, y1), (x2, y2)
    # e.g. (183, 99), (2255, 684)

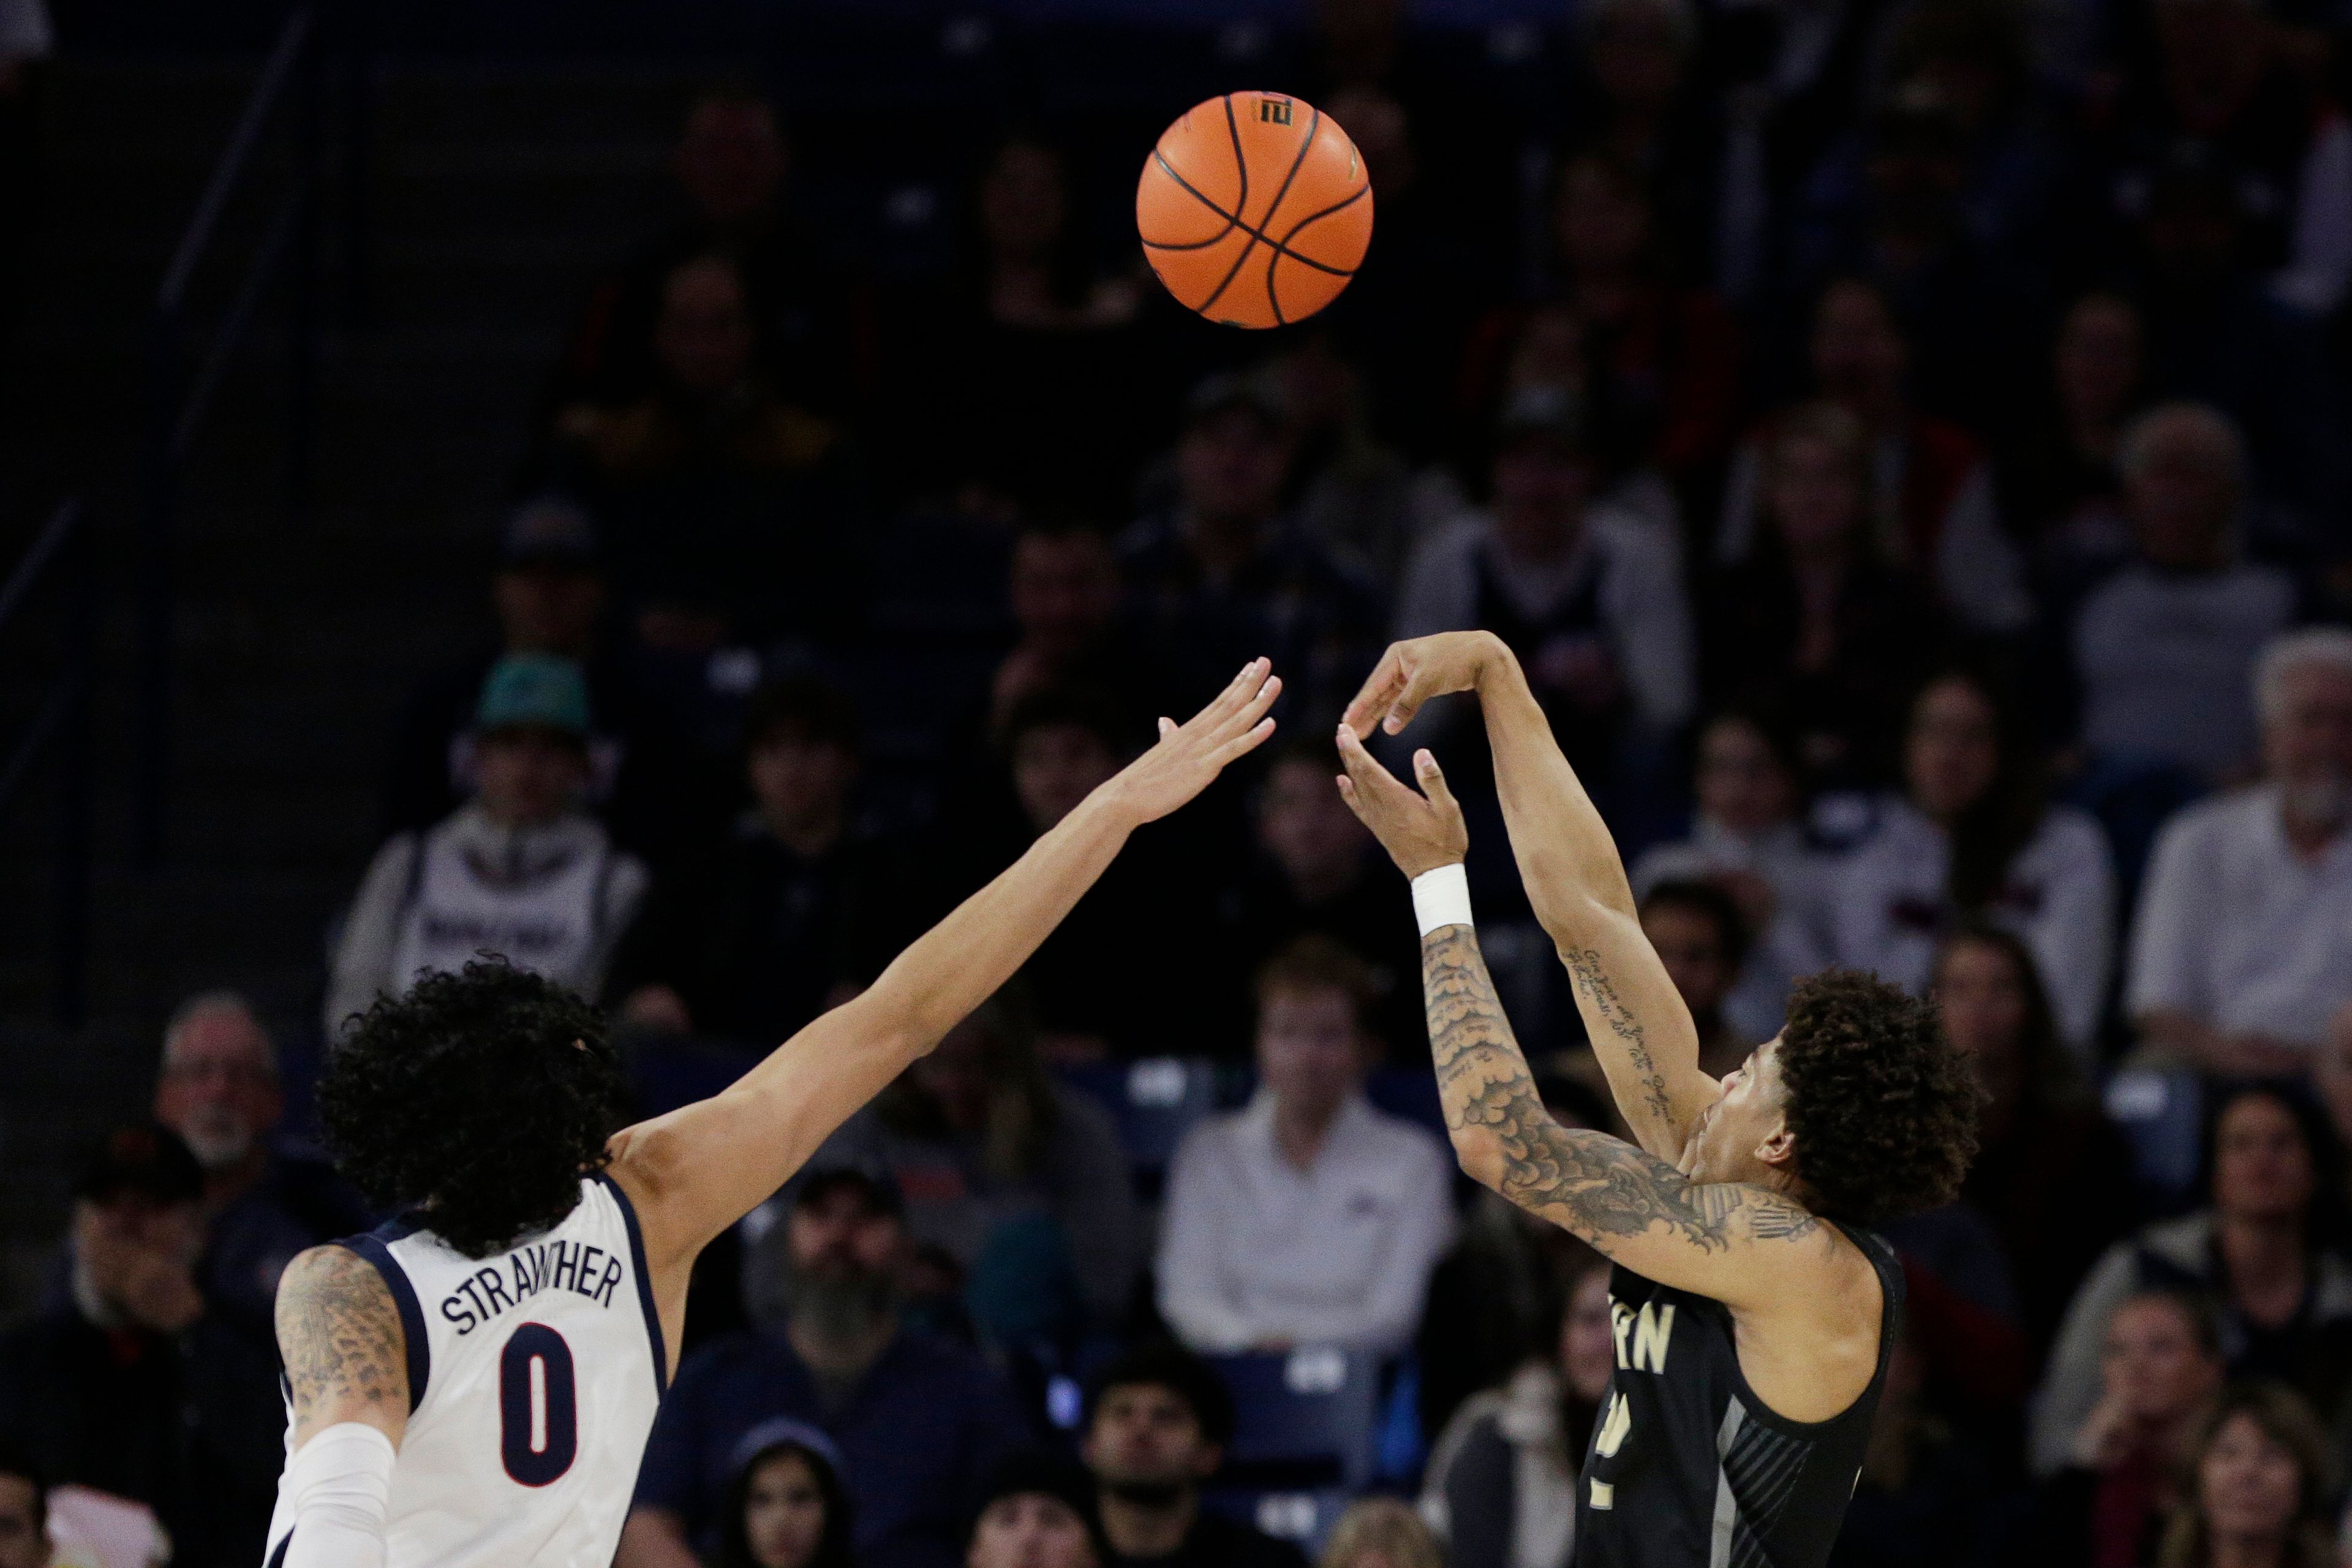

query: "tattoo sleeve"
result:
(1423, 925), (1819, 1255)
(276, 1246), (407, 1427)
(1560, 944), (1675, 1128)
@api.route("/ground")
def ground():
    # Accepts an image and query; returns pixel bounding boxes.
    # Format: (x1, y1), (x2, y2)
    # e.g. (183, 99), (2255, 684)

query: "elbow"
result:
(1450, 1127), (1508, 1194)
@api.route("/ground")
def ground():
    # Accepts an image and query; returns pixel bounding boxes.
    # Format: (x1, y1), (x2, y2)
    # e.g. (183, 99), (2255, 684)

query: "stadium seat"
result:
(1055, 1056), (1221, 1198)
(1200, 1487), (1355, 1558)
(1208, 1346), (1382, 1491)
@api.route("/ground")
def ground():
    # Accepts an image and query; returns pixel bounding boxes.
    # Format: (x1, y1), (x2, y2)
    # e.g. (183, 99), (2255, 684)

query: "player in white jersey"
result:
(261, 660), (1286, 1568)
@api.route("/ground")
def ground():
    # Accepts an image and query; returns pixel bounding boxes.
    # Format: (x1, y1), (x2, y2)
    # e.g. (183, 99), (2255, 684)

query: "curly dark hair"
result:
(319, 959), (631, 1258)
(1776, 969), (1980, 1226)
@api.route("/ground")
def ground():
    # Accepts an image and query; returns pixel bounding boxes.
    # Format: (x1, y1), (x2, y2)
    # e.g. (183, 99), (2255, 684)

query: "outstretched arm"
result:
(270, 1245), (408, 1568)
(1342, 632), (1717, 1158)
(609, 660), (1284, 1283)
(1330, 739), (1823, 1305)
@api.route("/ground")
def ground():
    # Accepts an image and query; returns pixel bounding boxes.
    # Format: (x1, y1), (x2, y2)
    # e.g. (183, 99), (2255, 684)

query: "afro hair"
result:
(1777, 969), (1980, 1226)
(318, 959), (631, 1258)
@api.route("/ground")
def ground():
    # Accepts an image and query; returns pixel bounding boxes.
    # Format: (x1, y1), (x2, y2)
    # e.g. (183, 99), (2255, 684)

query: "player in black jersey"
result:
(1333, 632), (1980, 1568)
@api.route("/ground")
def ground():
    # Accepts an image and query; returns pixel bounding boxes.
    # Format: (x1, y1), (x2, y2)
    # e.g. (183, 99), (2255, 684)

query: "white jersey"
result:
(262, 1176), (668, 1567)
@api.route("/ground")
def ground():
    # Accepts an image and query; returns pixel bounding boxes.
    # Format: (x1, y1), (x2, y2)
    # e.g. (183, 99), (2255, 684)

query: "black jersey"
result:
(1573, 1222), (1904, 1568)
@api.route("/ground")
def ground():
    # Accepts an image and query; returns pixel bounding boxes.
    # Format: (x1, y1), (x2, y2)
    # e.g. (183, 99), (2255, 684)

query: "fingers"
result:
(1158, 717), (1178, 739)
(1210, 715), (1278, 767)
(1185, 659), (1276, 737)
(1414, 749), (1461, 816)
(1332, 721), (1415, 802)
(1340, 646), (1405, 738)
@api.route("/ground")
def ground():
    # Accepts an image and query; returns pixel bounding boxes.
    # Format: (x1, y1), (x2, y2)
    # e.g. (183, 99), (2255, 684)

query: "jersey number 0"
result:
(499, 1323), (579, 1485)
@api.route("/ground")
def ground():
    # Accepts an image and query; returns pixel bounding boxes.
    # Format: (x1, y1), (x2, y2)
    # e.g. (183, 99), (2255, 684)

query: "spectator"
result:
(2032, 1086), (2352, 1476)
(1121, 374), (1385, 733)
(625, 1169), (1027, 1568)
(2127, 628), (2352, 1074)
(806, 990), (1144, 1340)
(1718, 277), (2030, 637)
(1319, 1498), (1443, 1568)
(939, 687), (1220, 1061)
(1421, 1256), (1611, 1568)
(1265, 326), (1455, 584)
(2073, 404), (2297, 790)
(1226, 740), (1423, 1062)
(1631, 710), (1825, 1041)
(149, 992), (368, 1336)
(1156, 938), (1457, 1355)
(1815, 669), (2116, 1055)
(549, 251), (860, 645)
(0, 1449), (42, 1568)
(1078, 1344), (1308, 1568)
(715, 1423), (856, 1568)
(882, 135), (1148, 513)
(1396, 388), (1697, 787)
(2032, 1290), (2225, 1568)
(1832, 1333), (2007, 1568)
(967, 1452), (1111, 1568)
(609, 677), (909, 1049)
(1558, 0), (1724, 281)
(0, 1127), (282, 1568)
(1698, 400), (1947, 790)
(2153, 1381), (2337, 1568)
(1997, 293), (2150, 581)
(1935, 927), (2136, 1350)
(379, 494), (715, 861)
(1639, 880), (1753, 1075)
(328, 654), (650, 1037)
(553, 88), (856, 418)
(986, 520), (1153, 739)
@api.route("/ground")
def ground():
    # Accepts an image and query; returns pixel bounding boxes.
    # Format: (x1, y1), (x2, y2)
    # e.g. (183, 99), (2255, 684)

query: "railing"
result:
(138, 5), (360, 866)
(0, 501), (96, 1025)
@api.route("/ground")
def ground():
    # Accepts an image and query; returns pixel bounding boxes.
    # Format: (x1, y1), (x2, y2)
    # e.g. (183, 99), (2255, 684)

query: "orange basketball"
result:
(1137, 91), (1374, 329)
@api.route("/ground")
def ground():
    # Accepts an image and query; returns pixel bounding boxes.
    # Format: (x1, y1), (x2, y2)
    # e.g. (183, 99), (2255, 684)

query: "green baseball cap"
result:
(475, 652), (592, 737)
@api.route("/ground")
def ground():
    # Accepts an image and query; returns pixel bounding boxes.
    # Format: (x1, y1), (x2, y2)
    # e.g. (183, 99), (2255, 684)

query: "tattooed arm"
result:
(276, 1244), (409, 1451)
(1423, 923), (1828, 1302)
(1342, 633), (1719, 1158)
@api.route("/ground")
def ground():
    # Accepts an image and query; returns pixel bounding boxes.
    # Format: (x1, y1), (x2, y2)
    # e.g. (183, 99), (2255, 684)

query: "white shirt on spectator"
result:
(2072, 562), (2296, 778)
(1156, 1090), (1456, 1356)
(2126, 783), (2352, 1050)
(1631, 817), (1833, 1043)
(1815, 796), (2115, 1059)
(1396, 506), (1695, 736)
(0, 0), (51, 56)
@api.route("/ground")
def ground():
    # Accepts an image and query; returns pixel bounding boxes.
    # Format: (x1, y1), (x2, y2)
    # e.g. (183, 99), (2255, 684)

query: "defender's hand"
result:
(1102, 659), (1281, 826)
(1341, 631), (1511, 739)
(1334, 726), (1468, 878)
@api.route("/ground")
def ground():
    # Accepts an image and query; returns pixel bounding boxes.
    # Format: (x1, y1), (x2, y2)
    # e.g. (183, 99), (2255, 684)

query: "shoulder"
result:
(1354, 1102), (1452, 1170)
(2033, 806), (2113, 862)
(2154, 786), (2270, 856)
(276, 1242), (397, 1327)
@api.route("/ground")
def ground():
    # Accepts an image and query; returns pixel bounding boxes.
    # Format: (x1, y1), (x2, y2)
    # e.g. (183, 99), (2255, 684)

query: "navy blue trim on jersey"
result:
(265, 1531), (292, 1568)
(595, 1172), (669, 1398)
(341, 1229), (431, 1412)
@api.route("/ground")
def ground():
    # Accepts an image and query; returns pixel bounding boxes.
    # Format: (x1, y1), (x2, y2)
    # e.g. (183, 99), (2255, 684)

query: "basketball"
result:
(1136, 91), (1374, 330)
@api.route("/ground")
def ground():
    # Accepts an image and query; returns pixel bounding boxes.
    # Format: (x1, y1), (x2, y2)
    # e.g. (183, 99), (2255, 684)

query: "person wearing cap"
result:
(379, 494), (715, 864)
(326, 651), (650, 1036)
(150, 990), (369, 1338)
(967, 1450), (1111, 1568)
(714, 1420), (856, 1568)
(622, 1167), (1027, 1568)
(1119, 372), (1385, 735)
(1395, 383), (1695, 798)
(0, 1126), (285, 1568)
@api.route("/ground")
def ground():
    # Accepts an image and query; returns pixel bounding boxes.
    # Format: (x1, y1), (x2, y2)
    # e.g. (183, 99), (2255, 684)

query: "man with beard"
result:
(620, 1169), (1026, 1568)
(2128, 627), (2352, 1075)
(1078, 1344), (1306, 1568)
(149, 993), (369, 1340)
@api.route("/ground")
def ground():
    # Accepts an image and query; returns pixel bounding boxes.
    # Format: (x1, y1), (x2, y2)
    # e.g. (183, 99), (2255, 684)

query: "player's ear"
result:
(1754, 1124), (1798, 1170)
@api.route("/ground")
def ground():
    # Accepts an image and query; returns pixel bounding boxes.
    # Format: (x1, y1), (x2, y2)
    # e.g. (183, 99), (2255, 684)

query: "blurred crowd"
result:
(9, 0), (2352, 1561)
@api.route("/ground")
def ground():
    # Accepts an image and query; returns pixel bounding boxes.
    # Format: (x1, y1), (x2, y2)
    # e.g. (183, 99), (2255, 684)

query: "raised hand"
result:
(1105, 658), (1283, 825)
(1341, 631), (1510, 740)
(1334, 725), (1468, 878)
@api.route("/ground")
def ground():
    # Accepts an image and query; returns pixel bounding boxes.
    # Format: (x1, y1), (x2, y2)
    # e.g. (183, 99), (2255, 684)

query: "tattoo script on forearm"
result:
(1422, 926), (1818, 1254)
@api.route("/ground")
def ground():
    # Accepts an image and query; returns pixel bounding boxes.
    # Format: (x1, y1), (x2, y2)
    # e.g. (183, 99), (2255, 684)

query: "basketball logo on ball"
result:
(1137, 91), (1374, 328)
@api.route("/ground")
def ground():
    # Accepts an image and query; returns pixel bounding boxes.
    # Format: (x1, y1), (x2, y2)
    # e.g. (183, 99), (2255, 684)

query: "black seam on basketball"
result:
(1261, 105), (1325, 325)
(1198, 96), (1261, 315)
(1275, 182), (1371, 262)
(1146, 149), (1244, 249)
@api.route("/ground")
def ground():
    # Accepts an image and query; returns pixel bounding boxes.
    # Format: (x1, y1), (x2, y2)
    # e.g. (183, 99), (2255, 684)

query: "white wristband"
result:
(1412, 863), (1474, 936)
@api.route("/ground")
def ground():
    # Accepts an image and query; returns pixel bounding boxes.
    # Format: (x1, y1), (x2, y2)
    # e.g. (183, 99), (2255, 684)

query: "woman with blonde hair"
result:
(1321, 1497), (1446, 1568)
(2157, 1382), (2334, 1568)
